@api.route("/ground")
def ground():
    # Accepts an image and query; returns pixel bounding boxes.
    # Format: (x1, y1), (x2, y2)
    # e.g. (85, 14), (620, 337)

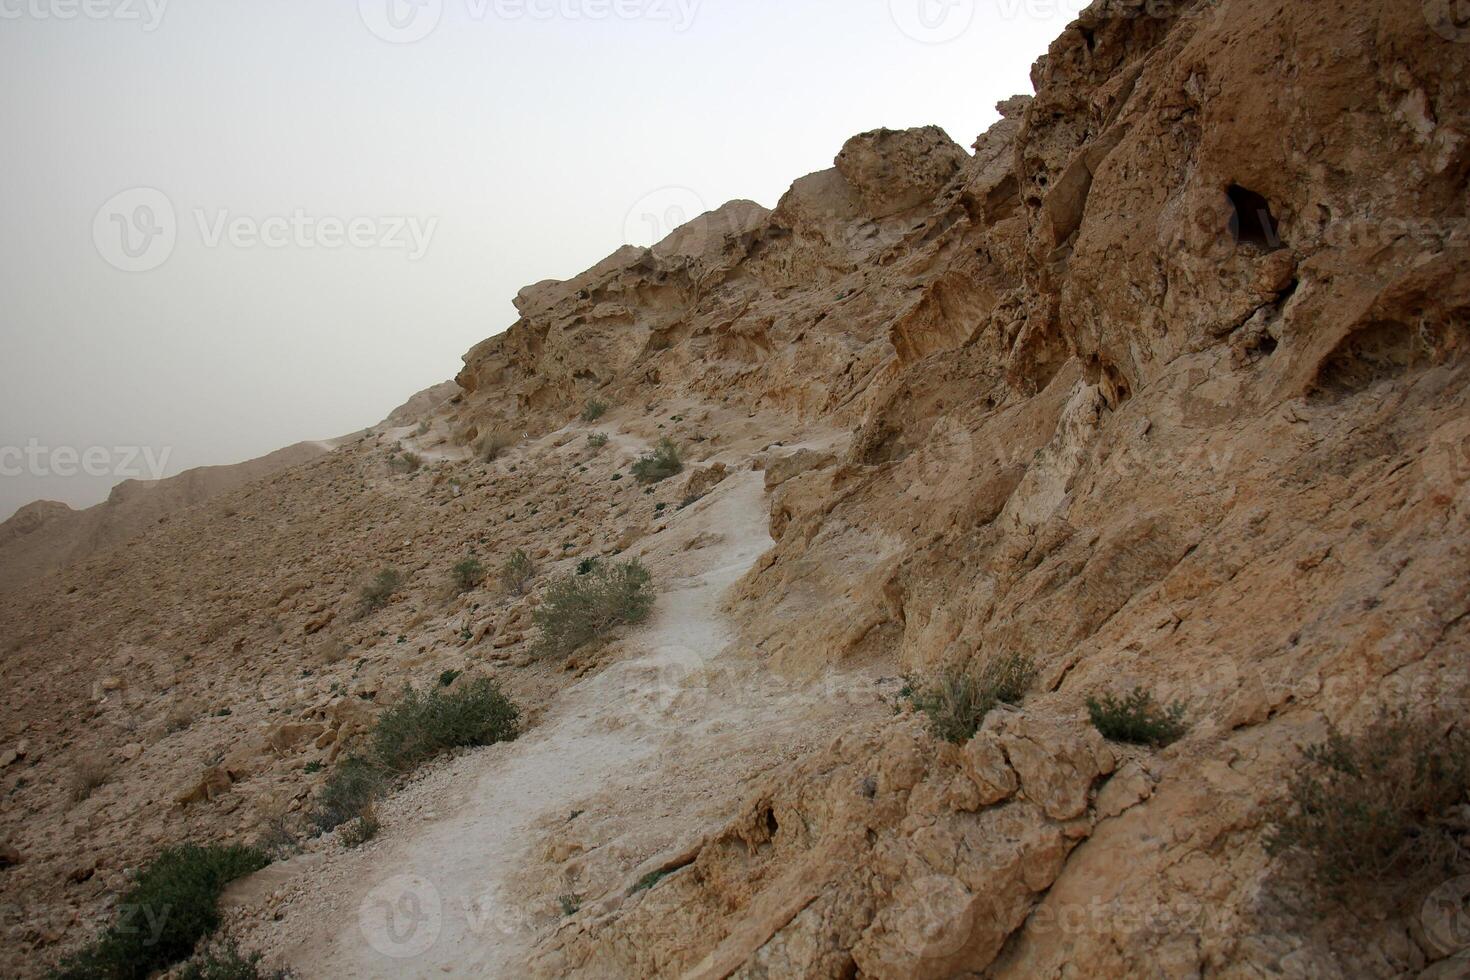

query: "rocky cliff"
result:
(1, 0), (1467, 976)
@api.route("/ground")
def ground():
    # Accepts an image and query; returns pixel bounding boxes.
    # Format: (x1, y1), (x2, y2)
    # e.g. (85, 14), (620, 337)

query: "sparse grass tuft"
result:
(558, 893), (581, 916)
(581, 399), (608, 423)
(1266, 711), (1470, 902)
(631, 438), (683, 485)
(908, 670), (997, 745)
(371, 677), (520, 773)
(51, 844), (269, 980)
(1086, 687), (1187, 747)
(500, 549), (534, 595)
(905, 653), (1037, 745)
(587, 432), (609, 450)
(390, 451), (423, 473)
(452, 556), (485, 592)
(359, 569), (403, 612)
(532, 559), (655, 658)
(981, 652), (1038, 706)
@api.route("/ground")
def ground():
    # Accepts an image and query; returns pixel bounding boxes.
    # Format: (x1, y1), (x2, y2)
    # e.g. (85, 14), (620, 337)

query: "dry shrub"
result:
(474, 429), (515, 462)
(1266, 710), (1469, 905)
(69, 759), (111, 802)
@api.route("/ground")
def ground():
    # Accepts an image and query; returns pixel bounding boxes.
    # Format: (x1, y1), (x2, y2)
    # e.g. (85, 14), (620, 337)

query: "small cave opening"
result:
(763, 807), (779, 838)
(1227, 184), (1282, 250)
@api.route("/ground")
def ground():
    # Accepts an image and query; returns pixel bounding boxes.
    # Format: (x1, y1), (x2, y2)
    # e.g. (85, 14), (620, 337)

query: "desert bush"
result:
(68, 759), (111, 802)
(906, 653), (1037, 744)
(310, 756), (386, 833)
(52, 844), (268, 980)
(587, 432), (609, 449)
(256, 807), (299, 860)
(415, 421), (430, 436)
(339, 806), (380, 849)
(532, 559), (655, 658)
(359, 568), (403, 611)
(908, 670), (997, 745)
(165, 703), (196, 734)
(1087, 687), (1187, 747)
(631, 438), (683, 485)
(1265, 711), (1470, 900)
(581, 398), (608, 423)
(981, 652), (1038, 705)
(474, 429), (515, 463)
(390, 451), (422, 473)
(371, 677), (519, 773)
(438, 668), (461, 687)
(310, 679), (519, 835)
(179, 938), (294, 980)
(500, 549), (534, 595)
(452, 556), (485, 592)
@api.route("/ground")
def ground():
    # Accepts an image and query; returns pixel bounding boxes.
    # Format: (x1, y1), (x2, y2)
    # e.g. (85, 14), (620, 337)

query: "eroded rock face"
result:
(515, 0), (1470, 976)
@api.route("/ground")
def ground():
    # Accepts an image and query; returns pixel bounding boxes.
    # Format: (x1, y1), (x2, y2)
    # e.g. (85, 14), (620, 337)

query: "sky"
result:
(0, 0), (1079, 521)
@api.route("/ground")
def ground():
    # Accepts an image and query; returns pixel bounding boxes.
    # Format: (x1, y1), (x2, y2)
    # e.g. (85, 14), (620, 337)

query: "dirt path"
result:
(271, 463), (778, 978)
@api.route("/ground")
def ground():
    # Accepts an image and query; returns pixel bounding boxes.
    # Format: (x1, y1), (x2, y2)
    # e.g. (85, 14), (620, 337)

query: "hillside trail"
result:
(255, 431), (868, 979)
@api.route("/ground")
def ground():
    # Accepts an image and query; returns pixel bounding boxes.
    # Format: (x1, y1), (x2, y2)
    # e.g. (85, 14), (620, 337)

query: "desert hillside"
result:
(2, 0), (1468, 977)
(0, 384), (457, 596)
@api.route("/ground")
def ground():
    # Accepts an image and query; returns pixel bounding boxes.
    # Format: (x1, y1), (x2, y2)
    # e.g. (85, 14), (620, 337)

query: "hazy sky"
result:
(0, 0), (1075, 521)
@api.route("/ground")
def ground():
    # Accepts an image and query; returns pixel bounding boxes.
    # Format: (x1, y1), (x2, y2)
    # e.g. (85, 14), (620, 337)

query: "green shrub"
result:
(631, 438), (683, 485)
(438, 668), (461, 687)
(500, 549), (534, 595)
(906, 653), (1037, 744)
(310, 756), (386, 833)
(179, 938), (293, 980)
(532, 559), (655, 658)
(452, 556), (485, 592)
(1266, 711), (1469, 900)
(310, 679), (520, 836)
(581, 399), (608, 423)
(51, 845), (269, 980)
(371, 677), (520, 773)
(587, 432), (609, 449)
(1087, 688), (1187, 747)
(359, 569), (403, 611)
